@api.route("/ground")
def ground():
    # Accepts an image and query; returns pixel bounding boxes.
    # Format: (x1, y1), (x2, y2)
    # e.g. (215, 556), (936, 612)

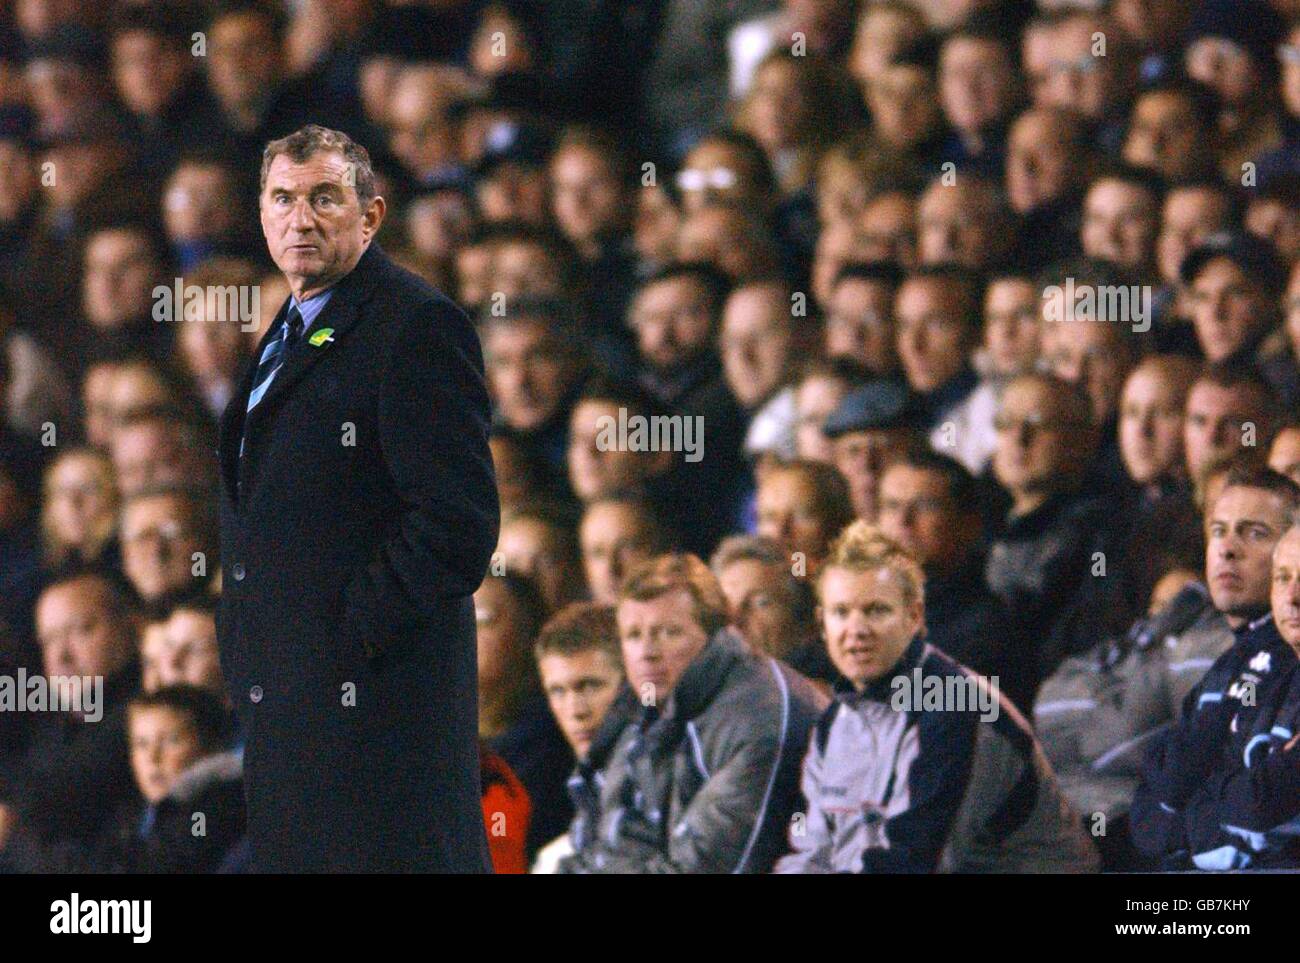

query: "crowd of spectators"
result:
(3, 0), (1300, 873)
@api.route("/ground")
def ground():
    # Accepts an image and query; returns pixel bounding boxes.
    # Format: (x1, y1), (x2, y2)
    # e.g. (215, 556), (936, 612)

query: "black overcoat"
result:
(215, 242), (499, 872)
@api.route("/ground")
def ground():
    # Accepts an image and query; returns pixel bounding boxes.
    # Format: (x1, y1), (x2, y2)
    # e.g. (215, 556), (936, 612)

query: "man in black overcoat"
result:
(216, 124), (499, 872)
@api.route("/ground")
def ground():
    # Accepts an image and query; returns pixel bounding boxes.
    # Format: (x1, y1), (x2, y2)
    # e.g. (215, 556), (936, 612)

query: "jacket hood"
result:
(165, 748), (244, 805)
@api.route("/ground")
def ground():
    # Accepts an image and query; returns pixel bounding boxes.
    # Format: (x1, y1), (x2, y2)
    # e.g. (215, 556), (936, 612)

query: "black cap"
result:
(473, 120), (552, 179)
(1179, 230), (1287, 296)
(823, 380), (915, 438)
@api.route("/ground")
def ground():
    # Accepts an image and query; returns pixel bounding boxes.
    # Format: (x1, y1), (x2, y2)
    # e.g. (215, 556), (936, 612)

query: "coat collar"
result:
(218, 241), (388, 503)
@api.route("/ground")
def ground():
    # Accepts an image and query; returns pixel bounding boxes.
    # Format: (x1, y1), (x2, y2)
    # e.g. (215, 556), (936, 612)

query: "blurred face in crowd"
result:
(827, 276), (897, 375)
(112, 28), (188, 118)
(42, 141), (121, 211)
(491, 238), (564, 299)
(386, 67), (459, 177)
(917, 179), (1006, 269)
(406, 190), (474, 262)
(867, 63), (941, 150)
(474, 577), (529, 690)
(568, 400), (669, 502)
(490, 435), (533, 513)
(896, 276), (974, 394)
(1038, 17), (1114, 119)
(1269, 427), (1300, 487)
(35, 577), (134, 688)
(858, 191), (918, 269)
(151, 608), (223, 694)
(1042, 318), (1133, 425)
(105, 364), (173, 432)
(677, 205), (779, 282)
(678, 140), (768, 215)
(1112, 0), (1193, 48)
(110, 420), (195, 500)
(634, 183), (681, 266)
(983, 277), (1041, 376)
(1005, 109), (1082, 214)
(129, 706), (205, 804)
(208, 11), (282, 116)
(795, 374), (851, 462)
(497, 516), (578, 611)
(550, 143), (625, 248)
(812, 222), (866, 308)
(1245, 197), (1300, 264)
(720, 284), (792, 409)
(1184, 37), (1256, 111)
(163, 162), (237, 243)
(83, 229), (158, 329)
(834, 428), (910, 521)
(816, 157), (873, 228)
(878, 463), (974, 570)
(1187, 259), (1272, 363)
(618, 587), (710, 704)
(993, 378), (1081, 511)
(747, 58), (810, 153)
(1206, 484), (1292, 626)
(1150, 567), (1200, 615)
(630, 275), (716, 373)
(44, 452), (116, 551)
(819, 564), (922, 690)
(1081, 178), (1160, 273)
(478, 161), (549, 227)
(485, 317), (577, 432)
(178, 297), (248, 385)
(1122, 91), (1209, 181)
(260, 149), (385, 301)
(1119, 364), (1187, 485)
(120, 493), (205, 603)
(538, 648), (623, 758)
(940, 36), (1017, 135)
(1184, 379), (1265, 481)
(849, 4), (927, 89)
(0, 139), (37, 223)
(1283, 25), (1300, 118)
(1158, 187), (1232, 285)
(717, 557), (802, 658)
(757, 468), (836, 565)
(580, 501), (659, 604)
(82, 364), (120, 450)
(1272, 526), (1300, 654)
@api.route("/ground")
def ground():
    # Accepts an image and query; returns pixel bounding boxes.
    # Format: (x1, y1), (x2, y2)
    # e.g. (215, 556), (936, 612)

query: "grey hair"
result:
(260, 124), (377, 206)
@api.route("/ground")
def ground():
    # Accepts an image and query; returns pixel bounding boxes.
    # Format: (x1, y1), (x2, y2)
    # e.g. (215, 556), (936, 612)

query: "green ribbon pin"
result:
(308, 327), (335, 347)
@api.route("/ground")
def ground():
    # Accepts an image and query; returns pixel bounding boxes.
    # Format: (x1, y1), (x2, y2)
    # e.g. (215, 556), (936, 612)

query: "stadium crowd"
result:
(2, 0), (1300, 873)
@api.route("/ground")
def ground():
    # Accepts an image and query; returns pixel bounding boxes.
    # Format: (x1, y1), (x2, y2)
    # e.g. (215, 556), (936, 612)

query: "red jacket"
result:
(480, 746), (532, 874)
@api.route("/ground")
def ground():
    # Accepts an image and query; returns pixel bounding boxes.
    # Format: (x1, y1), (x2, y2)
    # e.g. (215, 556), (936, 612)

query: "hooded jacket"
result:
(558, 629), (827, 873)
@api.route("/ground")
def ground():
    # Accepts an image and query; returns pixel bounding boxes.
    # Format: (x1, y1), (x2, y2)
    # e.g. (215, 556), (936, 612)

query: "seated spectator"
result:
(977, 273), (1041, 382)
(755, 459), (855, 577)
(558, 553), (826, 873)
(792, 357), (868, 463)
(531, 602), (631, 873)
(1130, 469), (1300, 869)
(173, 257), (262, 424)
(1269, 423), (1300, 486)
(39, 446), (120, 572)
(579, 496), (672, 606)
(824, 262), (903, 380)
(823, 379), (921, 521)
(139, 599), (226, 703)
(110, 411), (212, 500)
(118, 485), (218, 611)
(721, 280), (799, 462)
(774, 521), (1099, 873)
(497, 503), (587, 614)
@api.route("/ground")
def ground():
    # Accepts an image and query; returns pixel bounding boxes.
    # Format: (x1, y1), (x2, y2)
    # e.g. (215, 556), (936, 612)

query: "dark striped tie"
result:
(240, 305), (303, 459)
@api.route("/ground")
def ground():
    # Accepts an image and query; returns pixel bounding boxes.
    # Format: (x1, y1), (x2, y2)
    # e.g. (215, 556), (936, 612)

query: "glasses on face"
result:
(1046, 55), (1100, 77)
(1280, 45), (1300, 65)
(122, 521), (190, 547)
(675, 167), (738, 193)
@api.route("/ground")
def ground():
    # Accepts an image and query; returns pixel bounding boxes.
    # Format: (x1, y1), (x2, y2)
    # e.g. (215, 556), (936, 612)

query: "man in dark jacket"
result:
(216, 125), (498, 872)
(559, 553), (827, 873)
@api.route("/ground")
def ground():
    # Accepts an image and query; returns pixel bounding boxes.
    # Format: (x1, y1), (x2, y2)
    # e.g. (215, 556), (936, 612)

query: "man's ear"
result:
(362, 195), (386, 240)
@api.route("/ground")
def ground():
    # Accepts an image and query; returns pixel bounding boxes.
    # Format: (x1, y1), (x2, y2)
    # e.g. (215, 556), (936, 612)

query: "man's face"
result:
(834, 429), (910, 521)
(993, 380), (1074, 501)
(1082, 180), (1159, 272)
(35, 580), (133, 683)
(260, 150), (383, 299)
(867, 64), (941, 149)
(1206, 485), (1292, 624)
(1269, 427), (1300, 487)
(485, 319), (575, 432)
(757, 470), (832, 564)
(110, 423), (191, 500)
(164, 163), (234, 243)
(82, 230), (157, 328)
(492, 240), (563, 299)
(1185, 36), (1256, 109)
(676, 208), (774, 282)
(1039, 18), (1113, 118)
(1006, 112), (1076, 214)
(678, 141), (763, 213)
(539, 649), (624, 758)
(826, 278), (896, 374)
(795, 375), (850, 462)
(1184, 381), (1262, 480)
(129, 707), (204, 805)
(1122, 91), (1204, 181)
(1246, 198), (1300, 264)
(550, 145), (622, 245)
(568, 400), (659, 502)
(208, 11), (281, 112)
(496, 518), (569, 611)
(112, 29), (187, 117)
(630, 277), (715, 373)
(618, 589), (710, 705)
(1158, 188), (1230, 284)
(917, 183), (999, 269)
(878, 464), (967, 569)
(1187, 259), (1269, 363)
(720, 287), (791, 408)
(983, 278), (1040, 376)
(580, 502), (657, 605)
(858, 192), (918, 269)
(120, 496), (204, 603)
(896, 278), (972, 393)
(940, 37), (1015, 134)
(1043, 319), (1131, 425)
(718, 559), (800, 658)
(474, 578), (525, 687)
(154, 610), (223, 693)
(1119, 367), (1186, 485)
(820, 565), (921, 689)
(1271, 526), (1300, 654)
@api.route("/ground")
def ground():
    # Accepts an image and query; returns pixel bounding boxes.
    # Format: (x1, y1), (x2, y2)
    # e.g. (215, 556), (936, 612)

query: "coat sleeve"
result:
(337, 295), (500, 659)
(772, 728), (833, 874)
